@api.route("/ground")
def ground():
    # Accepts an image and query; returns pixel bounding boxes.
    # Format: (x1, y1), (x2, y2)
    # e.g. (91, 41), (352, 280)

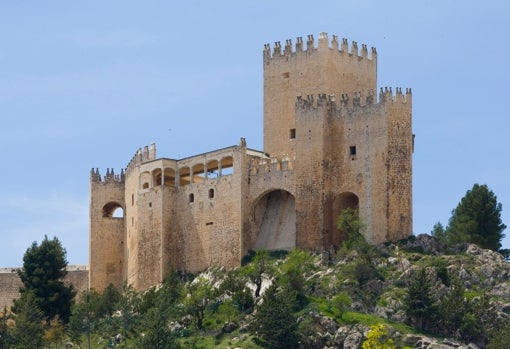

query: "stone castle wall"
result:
(0, 266), (89, 310)
(89, 32), (414, 292)
(89, 174), (125, 291)
(263, 33), (377, 158)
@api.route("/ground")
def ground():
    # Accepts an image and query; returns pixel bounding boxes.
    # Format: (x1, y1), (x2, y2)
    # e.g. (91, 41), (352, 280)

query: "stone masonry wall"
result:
(88, 33), (413, 292)
(0, 266), (89, 310)
(263, 33), (377, 158)
(172, 148), (243, 274)
(89, 178), (125, 291)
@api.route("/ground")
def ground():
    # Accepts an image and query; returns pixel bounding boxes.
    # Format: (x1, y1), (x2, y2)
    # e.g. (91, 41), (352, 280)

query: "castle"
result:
(89, 32), (413, 291)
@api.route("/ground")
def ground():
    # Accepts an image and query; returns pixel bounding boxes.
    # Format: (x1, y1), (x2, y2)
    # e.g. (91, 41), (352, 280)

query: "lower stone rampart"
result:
(0, 265), (89, 309)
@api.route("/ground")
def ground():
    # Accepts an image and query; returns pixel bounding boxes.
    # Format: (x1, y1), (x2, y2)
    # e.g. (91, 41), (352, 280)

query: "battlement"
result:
(249, 154), (293, 175)
(90, 167), (125, 183)
(263, 32), (376, 62)
(296, 87), (412, 110)
(126, 143), (157, 176)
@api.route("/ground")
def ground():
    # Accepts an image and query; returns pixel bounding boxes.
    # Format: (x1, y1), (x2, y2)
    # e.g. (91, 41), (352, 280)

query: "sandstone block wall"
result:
(88, 32), (413, 292)
(0, 266), (89, 310)
(263, 33), (377, 158)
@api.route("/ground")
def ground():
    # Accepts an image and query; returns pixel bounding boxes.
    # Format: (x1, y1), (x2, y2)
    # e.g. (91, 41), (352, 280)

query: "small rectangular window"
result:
(350, 146), (357, 156)
(189, 193), (194, 203)
(290, 128), (296, 139)
(208, 188), (215, 199)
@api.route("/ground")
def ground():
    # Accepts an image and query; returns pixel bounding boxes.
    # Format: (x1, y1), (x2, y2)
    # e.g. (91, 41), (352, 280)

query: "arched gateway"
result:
(252, 190), (296, 251)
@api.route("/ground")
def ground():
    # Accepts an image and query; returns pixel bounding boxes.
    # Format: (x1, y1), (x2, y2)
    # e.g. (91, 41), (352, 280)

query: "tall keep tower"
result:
(89, 169), (125, 291)
(263, 33), (412, 248)
(263, 33), (377, 158)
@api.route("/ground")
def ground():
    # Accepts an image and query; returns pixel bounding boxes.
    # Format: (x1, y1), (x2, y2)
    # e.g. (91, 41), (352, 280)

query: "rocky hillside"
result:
(182, 234), (510, 349)
(10, 234), (508, 349)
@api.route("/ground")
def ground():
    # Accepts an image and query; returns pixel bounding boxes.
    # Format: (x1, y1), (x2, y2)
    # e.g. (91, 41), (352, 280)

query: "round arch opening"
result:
(251, 189), (296, 251)
(328, 192), (359, 249)
(102, 202), (124, 218)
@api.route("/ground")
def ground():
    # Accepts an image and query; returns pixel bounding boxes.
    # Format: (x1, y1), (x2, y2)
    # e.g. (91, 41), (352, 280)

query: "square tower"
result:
(263, 33), (377, 158)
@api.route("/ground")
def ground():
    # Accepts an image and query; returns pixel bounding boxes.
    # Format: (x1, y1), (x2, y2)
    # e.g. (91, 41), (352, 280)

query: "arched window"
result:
(102, 202), (124, 218)
(208, 188), (215, 198)
(140, 171), (151, 190)
(206, 159), (219, 178)
(220, 156), (234, 176)
(179, 167), (191, 186)
(152, 168), (162, 186)
(192, 163), (205, 183)
(164, 167), (176, 187)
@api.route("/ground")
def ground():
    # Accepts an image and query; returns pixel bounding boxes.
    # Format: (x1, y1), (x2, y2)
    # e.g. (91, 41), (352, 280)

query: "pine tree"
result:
(11, 292), (45, 349)
(136, 307), (180, 349)
(0, 307), (12, 349)
(404, 268), (436, 331)
(16, 235), (76, 323)
(250, 283), (298, 348)
(431, 222), (447, 243)
(446, 184), (506, 251)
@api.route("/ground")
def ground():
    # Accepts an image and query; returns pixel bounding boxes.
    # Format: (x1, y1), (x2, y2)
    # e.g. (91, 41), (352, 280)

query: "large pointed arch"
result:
(251, 189), (296, 251)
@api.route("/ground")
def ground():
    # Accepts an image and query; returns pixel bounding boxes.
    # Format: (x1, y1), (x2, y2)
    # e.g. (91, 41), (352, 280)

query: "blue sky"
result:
(1, 1), (509, 266)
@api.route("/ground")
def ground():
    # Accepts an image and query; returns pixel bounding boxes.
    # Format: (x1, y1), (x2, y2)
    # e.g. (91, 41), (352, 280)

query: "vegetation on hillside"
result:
(432, 183), (507, 257)
(3, 238), (509, 348)
(1, 183), (508, 349)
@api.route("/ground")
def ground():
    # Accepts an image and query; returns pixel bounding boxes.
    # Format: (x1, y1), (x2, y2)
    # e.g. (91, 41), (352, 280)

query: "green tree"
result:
(16, 235), (76, 323)
(0, 307), (12, 349)
(278, 249), (314, 309)
(242, 250), (274, 298)
(96, 283), (121, 318)
(404, 268), (436, 331)
(337, 207), (367, 251)
(137, 270), (184, 347)
(331, 292), (352, 319)
(117, 283), (141, 347)
(445, 184), (506, 251)
(136, 306), (180, 349)
(250, 283), (298, 349)
(437, 278), (466, 337)
(430, 222), (447, 243)
(183, 276), (215, 329)
(43, 316), (66, 349)
(11, 292), (45, 349)
(69, 289), (107, 349)
(220, 270), (254, 313)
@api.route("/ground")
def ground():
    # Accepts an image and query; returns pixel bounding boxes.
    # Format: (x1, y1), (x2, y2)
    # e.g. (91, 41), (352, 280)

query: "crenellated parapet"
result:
(263, 32), (377, 63)
(125, 143), (157, 177)
(295, 87), (411, 111)
(248, 155), (293, 175)
(90, 167), (125, 184)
